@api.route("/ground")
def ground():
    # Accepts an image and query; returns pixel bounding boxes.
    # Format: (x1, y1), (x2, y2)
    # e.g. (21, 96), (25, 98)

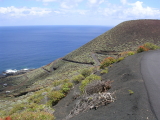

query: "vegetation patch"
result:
(81, 68), (92, 78)
(85, 80), (112, 95)
(143, 42), (160, 50)
(47, 90), (65, 106)
(79, 74), (101, 93)
(128, 90), (134, 95)
(11, 111), (55, 120)
(127, 51), (136, 56)
(61, 82), (73, 94)
(137, 42), (160, 53)
(119, 51), (135, 57)
(72, 74), (85, 84)
(100, 68), (108, 74)
(9, 104), (26, 115)
(137, 46), (149, 53)
(116, 57), (125, 62)
(52, 79), (69, 87)
(100, 57), (116, 69)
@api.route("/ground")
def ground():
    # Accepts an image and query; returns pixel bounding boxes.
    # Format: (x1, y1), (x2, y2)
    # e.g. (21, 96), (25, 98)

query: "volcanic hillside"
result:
(1, 19), (160, 119)
(1, 19), (160, 97)
(63, 19), (160, 63)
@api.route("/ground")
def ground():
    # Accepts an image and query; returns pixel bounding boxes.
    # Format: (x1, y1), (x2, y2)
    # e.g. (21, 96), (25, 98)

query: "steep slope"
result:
(1, 19), (160, 97)
(1, 19), (160, 119)
(64, 19), (160, 63)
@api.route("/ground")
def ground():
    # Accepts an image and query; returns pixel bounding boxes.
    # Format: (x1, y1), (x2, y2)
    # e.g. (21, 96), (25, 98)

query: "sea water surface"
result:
(0, 25), (113, 73)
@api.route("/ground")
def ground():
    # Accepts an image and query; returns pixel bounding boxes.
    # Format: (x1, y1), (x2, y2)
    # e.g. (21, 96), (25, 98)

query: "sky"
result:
(0, 0), (160, 26)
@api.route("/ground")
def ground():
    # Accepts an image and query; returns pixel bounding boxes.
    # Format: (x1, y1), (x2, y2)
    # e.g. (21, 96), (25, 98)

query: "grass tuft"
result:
(11, 111), (55, 120)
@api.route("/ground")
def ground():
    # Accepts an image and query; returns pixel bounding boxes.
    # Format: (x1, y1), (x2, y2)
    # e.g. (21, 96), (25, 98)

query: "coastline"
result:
(0, 68), (35, 78)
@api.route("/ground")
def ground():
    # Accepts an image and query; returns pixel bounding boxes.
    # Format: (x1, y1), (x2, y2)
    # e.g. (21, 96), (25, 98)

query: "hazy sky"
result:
(0, 0), (160, 26)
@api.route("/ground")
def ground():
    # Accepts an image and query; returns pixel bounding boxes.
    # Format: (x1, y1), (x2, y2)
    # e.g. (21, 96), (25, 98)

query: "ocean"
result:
(0, 25), (113, 73)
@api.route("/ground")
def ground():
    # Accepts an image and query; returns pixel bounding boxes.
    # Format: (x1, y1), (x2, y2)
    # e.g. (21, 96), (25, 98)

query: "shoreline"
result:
(0, 68), (35, 78)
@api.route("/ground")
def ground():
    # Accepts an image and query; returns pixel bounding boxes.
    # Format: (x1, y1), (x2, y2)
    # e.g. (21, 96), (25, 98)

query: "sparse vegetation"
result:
(143, 42), (160, 50)
(137, 42), (160, 53)
(79, 74), (101, 93)
(81, 68), (92, 78)
(61, 82), (73, 93)
(52, 79), (69, 87)
(128, 90), (134, 95)
(100, 57), (116, 69)
(2, 20), (160, 120)
(127, 51), (136, 56)
(85, 80), (112, 95)
(137, 46), (149, 53)
(28, 92), (44, 104)
(116, 57), (125, 62)
(9, 104), (26, 115)
(47, 90), (65, 106)
(11, 111), (55, 120)
(72, 74), (85, 84)
(100, 68), (108, 74)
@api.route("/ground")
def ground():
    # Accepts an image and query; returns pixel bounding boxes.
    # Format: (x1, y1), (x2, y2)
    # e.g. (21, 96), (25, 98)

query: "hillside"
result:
(63, 20), (160, 63)
(0, 19), (160, 119)
(54, 52), (157, 120)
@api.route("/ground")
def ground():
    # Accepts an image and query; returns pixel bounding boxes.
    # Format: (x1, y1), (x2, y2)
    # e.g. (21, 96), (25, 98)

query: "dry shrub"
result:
(85, 80), (112, 95)
(79, 74), (101, 93)
(64, 80), (114, 120)
(64, 92), (114, 120)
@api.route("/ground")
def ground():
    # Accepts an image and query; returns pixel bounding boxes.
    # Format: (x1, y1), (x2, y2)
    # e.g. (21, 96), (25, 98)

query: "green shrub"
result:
(79, 79), (90, 93)
(116, 57), (125, 62)
(79, 74), (101, 93)
(72, 74), (85, 84)
(28, 92), (44, 104)
(137, 43), (160, 53)
(61, 82), (73, 93)
(100, 57), (116, 69)
(11, 111), (55, 120)
(9, 102), (49, 116)
(47, 91), (65, 106)
(100, 68), (108, 74)
(127, 51), (135, 56)
(128, 90), (134, 95)
(26, 103), (45, 112)
(144, 42), (160, 50)
(52, 80), (62, 87)
(137, 46), (149, 53)
(85, 74), (101, 81)
(81, 68), (92, 77)
(52, 79), (69, 87)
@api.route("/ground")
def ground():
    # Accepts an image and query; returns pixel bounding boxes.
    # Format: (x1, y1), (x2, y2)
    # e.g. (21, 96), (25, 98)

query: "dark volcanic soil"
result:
(54, 52), (157, 120)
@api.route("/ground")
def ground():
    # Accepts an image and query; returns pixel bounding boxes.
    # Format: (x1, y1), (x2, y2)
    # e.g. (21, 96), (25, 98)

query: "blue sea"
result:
(0, 26), (113, 73)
